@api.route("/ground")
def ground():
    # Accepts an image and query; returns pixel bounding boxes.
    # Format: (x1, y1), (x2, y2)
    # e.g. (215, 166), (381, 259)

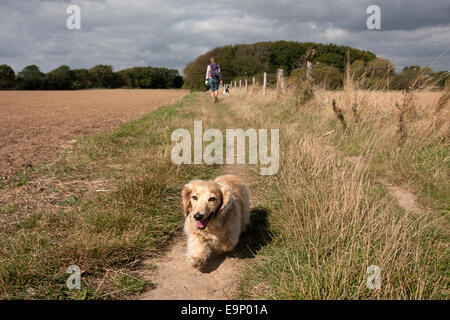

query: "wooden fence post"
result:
(245, 79), (248, 91)
(306, 48), (316, 93)
(277, 69), (285, 94)
(252, 77), (255, 87)
(306, 61), (313, 88)
(239, 80), (242, 88)
(263, 72), (267, 95)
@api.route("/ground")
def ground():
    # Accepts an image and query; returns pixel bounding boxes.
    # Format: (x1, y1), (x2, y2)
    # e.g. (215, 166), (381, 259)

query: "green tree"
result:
(183, 41), (377, 90)
(117, 66), (183, 89)
(364, 57), (395, 89)
(366, 58), (395, 76)
(316, 52), (345, 70)
(16, 65), (45, 89)
(45, 65), (73, 90)
(430, 71), (449, 89)
(88, 65), (116, 88)
(0, 64), (15, 89)
(172, 74), (184, 88)
(71, 69), (90, 89)
(392, 66), (433, 90)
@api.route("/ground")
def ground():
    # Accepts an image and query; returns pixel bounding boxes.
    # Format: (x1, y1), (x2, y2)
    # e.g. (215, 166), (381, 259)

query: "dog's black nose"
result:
(194, 213), (204, 221)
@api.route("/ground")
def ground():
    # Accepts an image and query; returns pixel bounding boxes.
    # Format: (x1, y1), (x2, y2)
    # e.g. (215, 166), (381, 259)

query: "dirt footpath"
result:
(138, 239), (242, 300)
(138, 93), (263, 300)
(0, 89), (188, 176)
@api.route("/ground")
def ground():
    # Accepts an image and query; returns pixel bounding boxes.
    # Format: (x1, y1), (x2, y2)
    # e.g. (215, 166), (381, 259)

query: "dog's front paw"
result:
(189, 255), (207, 269)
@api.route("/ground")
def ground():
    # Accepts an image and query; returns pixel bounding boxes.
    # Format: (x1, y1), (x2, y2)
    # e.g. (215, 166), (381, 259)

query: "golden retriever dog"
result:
(182, 174), (250, 268)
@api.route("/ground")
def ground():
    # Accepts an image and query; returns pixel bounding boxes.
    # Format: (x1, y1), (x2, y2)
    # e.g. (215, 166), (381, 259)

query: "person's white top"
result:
(205, 64), (211, 80)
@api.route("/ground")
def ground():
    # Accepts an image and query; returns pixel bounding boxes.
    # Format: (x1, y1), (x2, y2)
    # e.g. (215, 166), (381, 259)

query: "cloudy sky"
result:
(1, 0), (449, 75)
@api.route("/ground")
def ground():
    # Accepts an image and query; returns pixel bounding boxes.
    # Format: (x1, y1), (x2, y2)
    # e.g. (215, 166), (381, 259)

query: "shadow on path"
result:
(199, 206), (272, 273)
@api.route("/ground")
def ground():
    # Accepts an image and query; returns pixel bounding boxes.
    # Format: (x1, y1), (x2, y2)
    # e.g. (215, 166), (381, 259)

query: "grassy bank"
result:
(222, 88), (448, 299)
(0, 93), (219, 299)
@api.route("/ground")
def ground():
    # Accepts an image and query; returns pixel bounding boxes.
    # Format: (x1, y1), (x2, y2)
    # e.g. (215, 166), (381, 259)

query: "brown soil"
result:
(0, 89), (188, 176)
(382, 181), (427, 213)
(138, 238), (242, 300)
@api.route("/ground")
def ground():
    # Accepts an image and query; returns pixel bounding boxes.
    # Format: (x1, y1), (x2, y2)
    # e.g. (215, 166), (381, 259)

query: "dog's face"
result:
(182, 180), (226, 230)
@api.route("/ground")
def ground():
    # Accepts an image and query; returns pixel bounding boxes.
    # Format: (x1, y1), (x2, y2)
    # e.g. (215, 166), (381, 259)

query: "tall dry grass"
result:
(222, 84), (448, 299)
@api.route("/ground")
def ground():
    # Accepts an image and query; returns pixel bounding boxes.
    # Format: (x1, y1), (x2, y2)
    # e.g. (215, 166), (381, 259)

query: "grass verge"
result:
(223, 88), (448, 299)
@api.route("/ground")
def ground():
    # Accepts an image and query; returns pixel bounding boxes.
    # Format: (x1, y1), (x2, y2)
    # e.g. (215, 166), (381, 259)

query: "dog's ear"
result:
(182, 183), (193, 217)
(217, 183), (232, 214)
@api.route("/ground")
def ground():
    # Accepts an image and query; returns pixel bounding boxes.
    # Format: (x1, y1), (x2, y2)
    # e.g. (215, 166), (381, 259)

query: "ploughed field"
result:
(0, 89), (188, 176)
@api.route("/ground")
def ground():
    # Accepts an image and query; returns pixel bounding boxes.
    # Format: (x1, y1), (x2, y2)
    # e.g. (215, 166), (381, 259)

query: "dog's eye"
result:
(209, 197), (217, 202)
(191, 195), (198, 201)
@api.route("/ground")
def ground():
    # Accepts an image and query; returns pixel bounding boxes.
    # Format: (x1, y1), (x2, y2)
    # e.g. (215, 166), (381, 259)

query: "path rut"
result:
(345, 155), (429, 214)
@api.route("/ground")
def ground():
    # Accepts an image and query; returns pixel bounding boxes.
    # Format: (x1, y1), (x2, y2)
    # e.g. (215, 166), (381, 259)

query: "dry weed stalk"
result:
(332, 99), (348, 131)
(344, 50), (353, 92)
(395, 99), (408, 145)
(394, 85), (418, 146)
(351, 103), (360, 123)
(395, 103), (406, 144)
(343, 50), (354, 108)
(305, 48), (316, 95)
(294, 82), (313, 108)
(294, 48), (317, 107)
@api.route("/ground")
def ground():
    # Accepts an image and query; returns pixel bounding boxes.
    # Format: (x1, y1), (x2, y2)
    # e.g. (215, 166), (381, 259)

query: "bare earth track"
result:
(138, 239), (242, 299)
(0, 89), (188, 176)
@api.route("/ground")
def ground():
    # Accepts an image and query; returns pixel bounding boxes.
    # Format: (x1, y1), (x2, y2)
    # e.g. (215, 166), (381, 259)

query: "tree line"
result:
(290, 59), (448, 91)
(0, 64), (184, 90)
(183, 41), (448, 91)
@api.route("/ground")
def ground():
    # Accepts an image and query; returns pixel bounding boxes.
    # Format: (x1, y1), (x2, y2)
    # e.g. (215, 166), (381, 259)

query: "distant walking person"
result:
(205, 57), (222, 104)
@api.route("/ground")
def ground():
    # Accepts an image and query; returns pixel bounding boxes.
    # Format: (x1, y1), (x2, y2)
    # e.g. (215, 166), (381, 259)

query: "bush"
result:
(290, 63), (343, 90)
(391, 66), (433, 90)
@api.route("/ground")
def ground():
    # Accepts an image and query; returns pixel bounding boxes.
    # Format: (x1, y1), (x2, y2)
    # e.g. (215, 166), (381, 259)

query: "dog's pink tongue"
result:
(196, 220), (206, 228)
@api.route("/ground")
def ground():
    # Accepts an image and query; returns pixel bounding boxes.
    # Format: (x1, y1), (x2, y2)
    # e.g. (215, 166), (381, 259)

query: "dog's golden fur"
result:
(182, 174), (250, 268)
